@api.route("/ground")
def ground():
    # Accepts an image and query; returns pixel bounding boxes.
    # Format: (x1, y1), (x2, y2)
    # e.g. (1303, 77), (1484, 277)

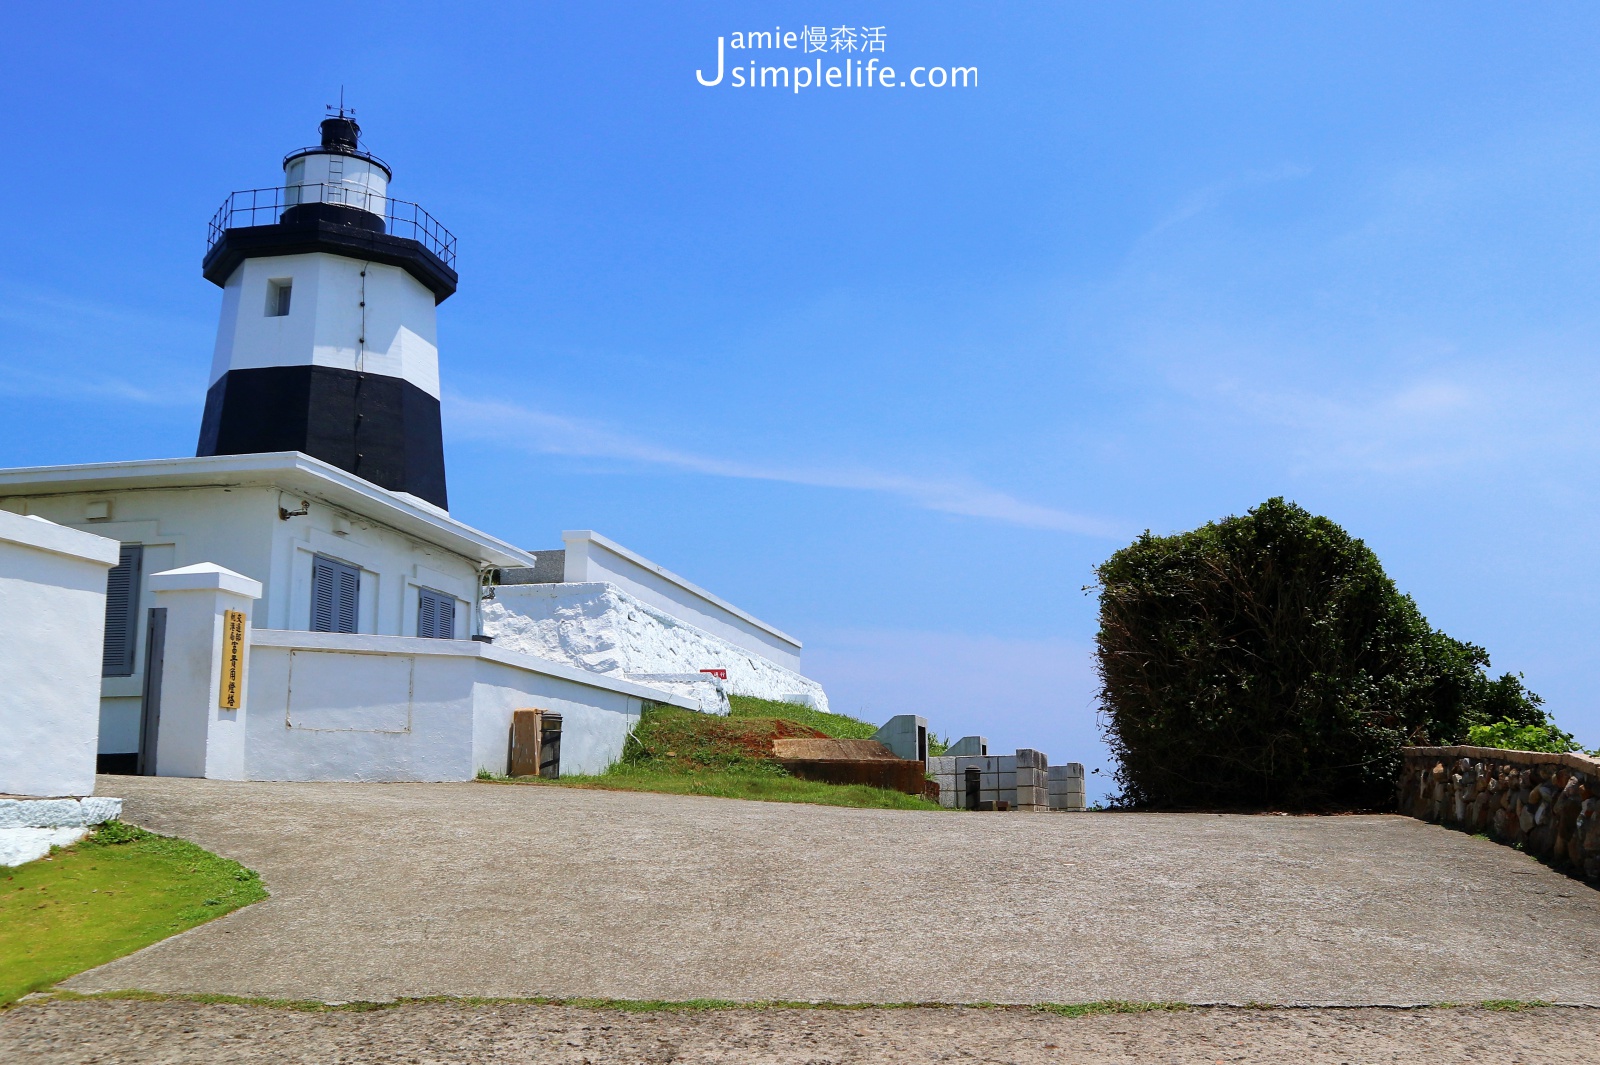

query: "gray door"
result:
(137, 607), (167, 776)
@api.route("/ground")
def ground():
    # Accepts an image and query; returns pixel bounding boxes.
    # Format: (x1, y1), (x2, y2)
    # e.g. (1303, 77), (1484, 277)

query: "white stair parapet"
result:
(624, 673), (732, 715)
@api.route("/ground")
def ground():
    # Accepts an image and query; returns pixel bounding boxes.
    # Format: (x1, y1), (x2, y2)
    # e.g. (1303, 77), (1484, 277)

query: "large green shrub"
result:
(1093, 498), (1545, 810)
(1464, 717), (1587, 755)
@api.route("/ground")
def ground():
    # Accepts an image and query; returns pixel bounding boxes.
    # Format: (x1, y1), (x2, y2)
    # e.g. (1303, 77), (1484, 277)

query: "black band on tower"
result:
(197, 365), (448, 510)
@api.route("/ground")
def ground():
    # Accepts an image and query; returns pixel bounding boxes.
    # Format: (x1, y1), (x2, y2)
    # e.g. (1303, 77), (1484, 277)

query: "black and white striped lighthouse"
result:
(197, 112), (458, 510)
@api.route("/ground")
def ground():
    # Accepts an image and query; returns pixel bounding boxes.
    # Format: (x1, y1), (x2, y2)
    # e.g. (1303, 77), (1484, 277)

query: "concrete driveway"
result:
(65, 775), (1600, 1006)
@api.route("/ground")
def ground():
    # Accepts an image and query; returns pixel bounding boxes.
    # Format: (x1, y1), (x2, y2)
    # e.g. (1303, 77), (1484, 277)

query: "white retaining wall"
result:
(482, 581), (830, 713)
(0, 511), (120, 797)
(244, 629), (696, 781)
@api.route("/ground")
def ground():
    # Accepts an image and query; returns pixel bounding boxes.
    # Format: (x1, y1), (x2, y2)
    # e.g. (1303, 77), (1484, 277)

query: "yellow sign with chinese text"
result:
(219, 608), (246, 710)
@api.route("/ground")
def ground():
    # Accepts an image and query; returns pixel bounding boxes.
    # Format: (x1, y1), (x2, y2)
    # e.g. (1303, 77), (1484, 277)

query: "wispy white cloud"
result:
(1143, 162), (1314, 239)
(0, 367), (199, 406)
(0, 282), (210, 406)
(1198, 374), (1496, 474)
(444, 394), (1121, 536)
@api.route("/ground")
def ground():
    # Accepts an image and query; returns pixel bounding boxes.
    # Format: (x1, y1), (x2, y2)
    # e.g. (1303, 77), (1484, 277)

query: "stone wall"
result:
(1398, 745), (1600, 884)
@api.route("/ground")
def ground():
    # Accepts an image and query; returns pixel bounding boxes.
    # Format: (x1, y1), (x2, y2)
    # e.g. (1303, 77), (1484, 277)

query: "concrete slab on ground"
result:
(64, 775), (1600, 1006)
(7, 1000), (1598, 1065)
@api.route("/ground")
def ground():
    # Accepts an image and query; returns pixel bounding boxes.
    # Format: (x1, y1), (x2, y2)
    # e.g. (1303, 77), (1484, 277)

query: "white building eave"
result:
(0, 452), (536, 569)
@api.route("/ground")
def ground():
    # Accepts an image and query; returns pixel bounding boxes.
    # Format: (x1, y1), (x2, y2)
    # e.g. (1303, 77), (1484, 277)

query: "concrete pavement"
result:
(63, 775), (1600, 1006)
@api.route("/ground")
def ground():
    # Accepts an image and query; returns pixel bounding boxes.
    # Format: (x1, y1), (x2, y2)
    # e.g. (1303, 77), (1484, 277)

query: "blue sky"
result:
(5, 3), (1600, 795)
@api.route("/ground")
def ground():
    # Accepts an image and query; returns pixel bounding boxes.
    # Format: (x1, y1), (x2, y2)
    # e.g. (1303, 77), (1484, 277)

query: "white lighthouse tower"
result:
(197, 111), (457, 510)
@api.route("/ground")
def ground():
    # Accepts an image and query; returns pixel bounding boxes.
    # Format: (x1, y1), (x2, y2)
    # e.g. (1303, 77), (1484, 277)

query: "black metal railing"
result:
(206, 183), (457, 267)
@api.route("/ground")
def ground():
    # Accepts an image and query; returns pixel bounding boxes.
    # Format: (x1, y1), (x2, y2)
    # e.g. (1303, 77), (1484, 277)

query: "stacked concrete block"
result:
(872, 714), (928, 762)
(1013, 748), (1049, 810)
(926, 748), (1049, 811)
(1049, 763), (1088, 811)
(926, 755), (958, 807)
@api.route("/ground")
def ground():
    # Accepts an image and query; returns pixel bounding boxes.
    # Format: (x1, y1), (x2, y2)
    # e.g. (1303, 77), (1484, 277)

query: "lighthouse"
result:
(196, 112), (458, 510)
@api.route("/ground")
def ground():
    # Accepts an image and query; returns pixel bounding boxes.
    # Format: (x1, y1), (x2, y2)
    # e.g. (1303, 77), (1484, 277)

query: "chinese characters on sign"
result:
(219, 608), (246, 710)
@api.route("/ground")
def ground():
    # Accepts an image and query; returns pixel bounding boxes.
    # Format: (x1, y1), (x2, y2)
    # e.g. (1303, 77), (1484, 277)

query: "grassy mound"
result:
(621, 703), (831, 773)
(726, 694), (880, 739)
(728, 695), (949, 754)
(488, 700), (942, 811)
(0, 822), (266, 1005)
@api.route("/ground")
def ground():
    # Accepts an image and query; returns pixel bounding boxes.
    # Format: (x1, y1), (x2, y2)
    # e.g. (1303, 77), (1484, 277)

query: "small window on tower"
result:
(265, 279), (292, 317)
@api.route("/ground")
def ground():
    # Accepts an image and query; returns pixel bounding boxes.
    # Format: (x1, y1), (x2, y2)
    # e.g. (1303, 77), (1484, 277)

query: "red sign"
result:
(700, 669), (728, 680)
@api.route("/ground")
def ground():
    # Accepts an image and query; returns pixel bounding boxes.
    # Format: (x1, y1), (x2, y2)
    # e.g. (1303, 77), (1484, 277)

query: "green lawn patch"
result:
(726, 696), (950, 754)
(726, 694), (880, 739)
(483, 701), (944, 811)
(0, 822), (266, 1006)
(538, 765), (942, 809)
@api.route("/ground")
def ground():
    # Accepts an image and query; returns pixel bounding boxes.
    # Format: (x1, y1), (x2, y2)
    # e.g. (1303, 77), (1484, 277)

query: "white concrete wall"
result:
(4, 485), (483, 757)
(482, 581), (830, 712)
(243, 630), (686, 781)
(0, 512), (120, 796)
(210, 253), (440, 396)
(562, 531), (803, 671)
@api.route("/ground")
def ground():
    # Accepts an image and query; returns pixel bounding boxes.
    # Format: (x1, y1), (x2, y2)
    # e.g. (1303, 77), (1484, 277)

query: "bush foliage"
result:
(1094, 498), (1546, 810)
(1465, 717), (1587, 756)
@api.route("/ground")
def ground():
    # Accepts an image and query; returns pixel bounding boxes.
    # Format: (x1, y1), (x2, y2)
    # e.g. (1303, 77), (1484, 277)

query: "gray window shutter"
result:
(418, 589), (436, 638)
(102, 544), (144, 676)
(311, 555), (360, 634)
(417, 588), (455, 639)
(335, 563), (358, 633)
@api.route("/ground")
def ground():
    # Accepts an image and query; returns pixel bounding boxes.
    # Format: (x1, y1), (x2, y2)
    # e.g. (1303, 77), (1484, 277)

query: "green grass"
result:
(1032, 1001), (1192, 1017)
(483, 700), (943, 811)
(726, 694), (880, 739)
(0, 822), (266, 1006)
(530, 765), (942, 810)
(726, 695), (951, 755)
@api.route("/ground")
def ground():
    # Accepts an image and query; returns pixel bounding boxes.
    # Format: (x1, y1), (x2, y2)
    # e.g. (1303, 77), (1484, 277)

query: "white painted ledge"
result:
(0, 510), (121, 566)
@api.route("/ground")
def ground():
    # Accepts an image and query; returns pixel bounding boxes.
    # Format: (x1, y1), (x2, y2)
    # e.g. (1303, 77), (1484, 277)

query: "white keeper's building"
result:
(0, 113), (830, 789)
